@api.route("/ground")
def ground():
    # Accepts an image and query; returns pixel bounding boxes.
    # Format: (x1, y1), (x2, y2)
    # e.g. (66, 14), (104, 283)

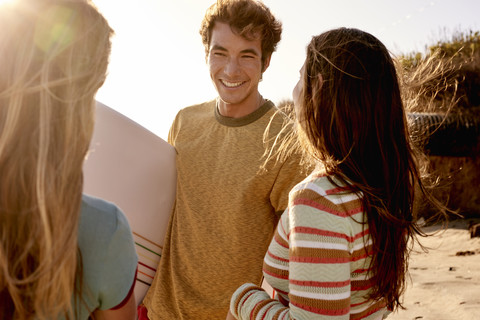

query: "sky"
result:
(93, 0), (480, 140)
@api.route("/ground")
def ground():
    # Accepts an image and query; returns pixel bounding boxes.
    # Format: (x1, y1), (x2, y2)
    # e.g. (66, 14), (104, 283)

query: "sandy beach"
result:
(388, 218), (480, 320)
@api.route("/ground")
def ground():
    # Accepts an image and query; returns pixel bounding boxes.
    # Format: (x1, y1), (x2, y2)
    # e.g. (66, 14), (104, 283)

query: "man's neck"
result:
(217, 94), (265, 118)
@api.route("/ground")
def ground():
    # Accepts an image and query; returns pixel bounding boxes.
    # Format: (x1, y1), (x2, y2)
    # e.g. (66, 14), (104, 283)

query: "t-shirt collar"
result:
(214, 99), (274, 127)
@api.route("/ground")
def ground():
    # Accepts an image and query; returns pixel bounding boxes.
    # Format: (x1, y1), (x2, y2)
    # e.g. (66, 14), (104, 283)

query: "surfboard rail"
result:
(83, 101), (176, 305)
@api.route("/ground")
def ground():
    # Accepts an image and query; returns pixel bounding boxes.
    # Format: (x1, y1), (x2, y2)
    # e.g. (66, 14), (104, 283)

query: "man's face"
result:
(208, 22), (267, 110)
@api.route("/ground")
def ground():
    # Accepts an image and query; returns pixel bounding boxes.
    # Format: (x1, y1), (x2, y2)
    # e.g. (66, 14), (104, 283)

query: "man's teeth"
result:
(222, 80), (243, 87)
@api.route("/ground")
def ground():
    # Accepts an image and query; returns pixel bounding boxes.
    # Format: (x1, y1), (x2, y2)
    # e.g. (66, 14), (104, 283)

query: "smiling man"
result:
(208, 21), (267, 118)
(142, 1), (308, 319)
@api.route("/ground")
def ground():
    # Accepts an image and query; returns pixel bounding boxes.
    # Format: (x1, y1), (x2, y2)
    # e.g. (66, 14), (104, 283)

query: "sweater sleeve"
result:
(231, 189), (353, 319)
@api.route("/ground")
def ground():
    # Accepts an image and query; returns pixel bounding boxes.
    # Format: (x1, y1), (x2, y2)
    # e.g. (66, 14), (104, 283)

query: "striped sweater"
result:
(230, 171), (389, 319)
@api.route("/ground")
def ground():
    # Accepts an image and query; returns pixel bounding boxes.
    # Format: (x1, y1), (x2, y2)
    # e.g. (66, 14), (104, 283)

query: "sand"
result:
(388, 218), (480, 320)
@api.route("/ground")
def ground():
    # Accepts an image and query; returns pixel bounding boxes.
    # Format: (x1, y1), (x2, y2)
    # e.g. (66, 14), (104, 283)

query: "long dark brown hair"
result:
(296, 27), (437, 311)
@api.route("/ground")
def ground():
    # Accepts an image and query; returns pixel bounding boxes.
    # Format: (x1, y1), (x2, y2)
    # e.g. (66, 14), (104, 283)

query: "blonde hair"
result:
(0, 0), (113, 318)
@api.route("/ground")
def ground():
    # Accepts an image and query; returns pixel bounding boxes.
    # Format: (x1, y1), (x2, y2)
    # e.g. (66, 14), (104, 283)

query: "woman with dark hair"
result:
(228, 27), (444, 319)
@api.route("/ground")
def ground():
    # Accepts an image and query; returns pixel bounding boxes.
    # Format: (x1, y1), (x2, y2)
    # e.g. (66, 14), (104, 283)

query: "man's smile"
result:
(220, 79), (246, 88)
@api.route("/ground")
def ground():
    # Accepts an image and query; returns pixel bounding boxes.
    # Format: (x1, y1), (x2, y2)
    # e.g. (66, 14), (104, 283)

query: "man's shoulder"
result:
(178, 99), (216, 117)
(267, 105), (290, 123)
(169, 100), (217, 143)
(261, 104), (295, 137)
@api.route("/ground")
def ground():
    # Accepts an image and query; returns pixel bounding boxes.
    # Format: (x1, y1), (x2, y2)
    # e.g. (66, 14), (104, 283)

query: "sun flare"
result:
(0, 0), (16, 6)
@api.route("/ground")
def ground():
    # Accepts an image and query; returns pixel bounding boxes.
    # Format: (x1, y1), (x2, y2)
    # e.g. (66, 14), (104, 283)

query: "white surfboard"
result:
(83, 101), (176, 305)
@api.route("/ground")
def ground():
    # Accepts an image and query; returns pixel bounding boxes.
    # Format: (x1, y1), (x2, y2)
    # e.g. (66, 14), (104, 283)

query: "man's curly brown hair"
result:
(199, 0), (282, 71)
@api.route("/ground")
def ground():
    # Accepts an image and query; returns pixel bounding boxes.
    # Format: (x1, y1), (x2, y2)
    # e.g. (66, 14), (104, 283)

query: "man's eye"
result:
(213, 52), (226, 57)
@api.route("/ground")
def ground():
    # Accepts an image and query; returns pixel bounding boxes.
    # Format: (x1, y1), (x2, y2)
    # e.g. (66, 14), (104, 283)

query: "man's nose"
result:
(224, 58), (241, 76)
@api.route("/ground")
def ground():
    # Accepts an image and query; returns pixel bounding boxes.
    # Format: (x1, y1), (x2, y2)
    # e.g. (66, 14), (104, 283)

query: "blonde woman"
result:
(0, 0), (137, 319)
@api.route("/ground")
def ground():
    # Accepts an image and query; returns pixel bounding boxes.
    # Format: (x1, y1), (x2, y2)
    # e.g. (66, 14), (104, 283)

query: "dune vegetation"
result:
(399, 30), (480, 219)
(399, 29), (480, 114)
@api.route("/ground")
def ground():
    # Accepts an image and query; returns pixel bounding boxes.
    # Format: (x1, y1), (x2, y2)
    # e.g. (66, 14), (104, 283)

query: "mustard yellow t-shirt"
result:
(144, 99), (308, 319)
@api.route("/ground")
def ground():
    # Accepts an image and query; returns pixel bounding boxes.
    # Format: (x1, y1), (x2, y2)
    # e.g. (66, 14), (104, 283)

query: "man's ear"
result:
(262, 54), (271, 72)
